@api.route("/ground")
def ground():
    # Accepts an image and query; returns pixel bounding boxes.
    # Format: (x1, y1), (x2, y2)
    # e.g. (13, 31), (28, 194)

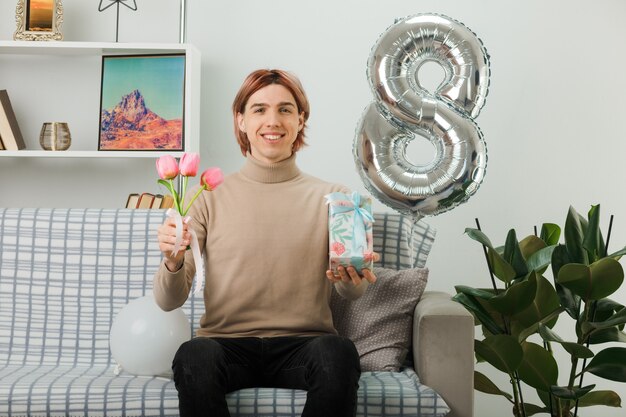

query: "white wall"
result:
(1, 1), (626, 416)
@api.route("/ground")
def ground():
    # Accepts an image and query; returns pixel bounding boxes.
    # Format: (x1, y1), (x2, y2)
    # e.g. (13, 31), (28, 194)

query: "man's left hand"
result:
(326, 252), (380, 286)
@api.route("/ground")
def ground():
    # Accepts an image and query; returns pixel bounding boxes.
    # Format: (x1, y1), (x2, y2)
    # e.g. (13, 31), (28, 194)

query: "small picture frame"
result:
(14, 0), (64, 41)
(98, 54), (186, 151)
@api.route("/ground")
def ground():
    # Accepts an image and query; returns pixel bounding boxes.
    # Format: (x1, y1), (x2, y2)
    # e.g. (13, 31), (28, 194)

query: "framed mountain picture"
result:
(98, 54), (186, 151)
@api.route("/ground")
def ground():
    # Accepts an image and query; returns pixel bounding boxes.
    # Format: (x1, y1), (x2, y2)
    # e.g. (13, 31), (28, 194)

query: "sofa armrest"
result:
(413, 291), (474, 417)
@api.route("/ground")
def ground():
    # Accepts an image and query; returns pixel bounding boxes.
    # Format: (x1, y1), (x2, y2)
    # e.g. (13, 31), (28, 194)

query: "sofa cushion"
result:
(330, 212), (435, 371)
(0, 365), (448, 417)
(373, 212), (436, 269)
(331, 267), (428, 371)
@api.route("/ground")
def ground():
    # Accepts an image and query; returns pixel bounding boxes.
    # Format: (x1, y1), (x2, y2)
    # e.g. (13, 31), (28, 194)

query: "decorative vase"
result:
(39, 122), (71, 151)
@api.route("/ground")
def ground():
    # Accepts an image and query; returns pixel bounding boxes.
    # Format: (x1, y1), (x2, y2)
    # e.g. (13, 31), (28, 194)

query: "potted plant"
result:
(453, 205), (626, 416)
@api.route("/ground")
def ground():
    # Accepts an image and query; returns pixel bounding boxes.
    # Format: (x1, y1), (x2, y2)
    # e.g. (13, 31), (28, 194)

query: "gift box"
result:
(326, 191), (374, 274)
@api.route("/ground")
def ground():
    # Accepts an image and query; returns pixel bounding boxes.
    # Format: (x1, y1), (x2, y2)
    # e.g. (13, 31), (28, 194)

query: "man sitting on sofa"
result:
(153, 68), (378, 417)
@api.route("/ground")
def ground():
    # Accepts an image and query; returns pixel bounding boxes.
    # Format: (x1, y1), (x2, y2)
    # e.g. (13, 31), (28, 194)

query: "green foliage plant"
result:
(453, 205), (626, 417)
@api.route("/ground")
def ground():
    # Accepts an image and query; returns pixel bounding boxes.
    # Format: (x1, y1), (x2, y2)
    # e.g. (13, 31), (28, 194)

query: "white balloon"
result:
(109, 294), (190, 376)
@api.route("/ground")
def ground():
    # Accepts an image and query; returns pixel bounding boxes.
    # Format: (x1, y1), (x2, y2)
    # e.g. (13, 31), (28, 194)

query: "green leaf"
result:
(475, 335), (523, 374)
(504, 230), (529, 278)
(519, 235), (546, 261)
(598, 298), (626, 311)
(452, 292), (504, 335)
(487, 248), (517, 283)
(551, 245), (580, 319)
(537, 324), (562, 343)
(465, 228), (516, 283)
(157, 179), (175, 195)
(577, 390), (622, 407)
(538, 324), (594, 359)
(540, 223), (561, 246)
(489, 272), (537, 316)
(578, 211), (589, 240)
(170, 186), (181, 213)
(583, 204), (606, 262)
(455, 285), (496, 300)
(521, 403), (549, 416)
(592, 299), (625, 324)
(584, 347), (626, 382)
(562, 342), (595, 359)
(494, 244), (506, 257)
(587, 328), (626, 344)
(564, 206), (588, 265)
(550, 384), (595, 400)
(587, 307), (626, 331)
(512, 275), (561, 332)
(517, 307), (564, 343)
(517, 341), (559, 391)
(526, 245), (556, 274)
(557, 258), (624, 301)
(465, 228), (495, 248)
(473, 370), (513, 400)
(608, 246), (626, 259)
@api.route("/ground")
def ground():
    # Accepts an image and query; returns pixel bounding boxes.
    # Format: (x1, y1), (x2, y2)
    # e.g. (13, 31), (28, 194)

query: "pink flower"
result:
(179, 152), (200, 177)
(156, 155), (179, 180)
(331, 242), (346, 255)
(201, 167), (224, 191)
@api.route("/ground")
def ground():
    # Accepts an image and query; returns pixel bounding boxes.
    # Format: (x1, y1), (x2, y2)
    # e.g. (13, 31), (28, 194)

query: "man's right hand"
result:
(157, 217), (192, 271)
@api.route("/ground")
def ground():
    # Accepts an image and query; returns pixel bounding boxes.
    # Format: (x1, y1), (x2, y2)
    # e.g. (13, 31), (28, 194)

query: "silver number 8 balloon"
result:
(354, 14), (490, 219)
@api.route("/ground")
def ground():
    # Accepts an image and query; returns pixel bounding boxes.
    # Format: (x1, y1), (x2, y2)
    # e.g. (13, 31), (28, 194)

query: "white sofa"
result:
(0, 208), (473, 417)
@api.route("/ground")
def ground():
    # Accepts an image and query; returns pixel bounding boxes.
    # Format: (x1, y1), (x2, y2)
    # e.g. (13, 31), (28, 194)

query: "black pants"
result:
(172, 335), (361, 417)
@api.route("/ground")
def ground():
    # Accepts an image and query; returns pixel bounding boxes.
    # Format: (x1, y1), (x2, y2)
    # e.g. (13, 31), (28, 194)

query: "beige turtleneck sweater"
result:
(153, 153), (368, 338)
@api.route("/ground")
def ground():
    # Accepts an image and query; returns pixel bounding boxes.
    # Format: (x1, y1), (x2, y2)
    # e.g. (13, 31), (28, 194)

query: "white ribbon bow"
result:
(167, 208), (204, 295)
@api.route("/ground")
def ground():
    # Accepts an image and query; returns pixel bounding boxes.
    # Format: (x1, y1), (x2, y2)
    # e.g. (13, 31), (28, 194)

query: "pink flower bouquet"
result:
(156, 152), (223, 294)
(156, 153), (224, 216)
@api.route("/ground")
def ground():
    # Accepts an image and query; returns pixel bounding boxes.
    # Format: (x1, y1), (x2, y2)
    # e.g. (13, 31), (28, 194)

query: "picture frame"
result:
(14, 0), (64, 41)
(98, 54), (186, 151)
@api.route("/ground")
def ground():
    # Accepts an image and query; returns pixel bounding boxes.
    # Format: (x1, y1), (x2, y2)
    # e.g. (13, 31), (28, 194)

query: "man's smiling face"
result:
(237, 84), (304, 164)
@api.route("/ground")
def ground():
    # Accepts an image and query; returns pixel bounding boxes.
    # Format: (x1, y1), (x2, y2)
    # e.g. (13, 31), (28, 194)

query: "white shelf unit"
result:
(0, 41), (201, 158)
